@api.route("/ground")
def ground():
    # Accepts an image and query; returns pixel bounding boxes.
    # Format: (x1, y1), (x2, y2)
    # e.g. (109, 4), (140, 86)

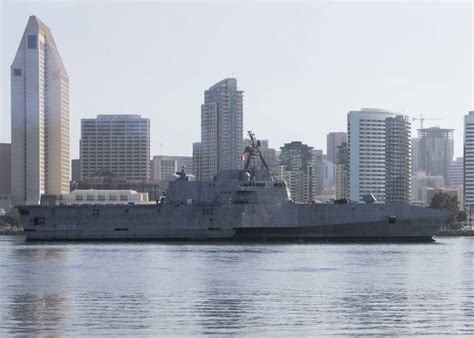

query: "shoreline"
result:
(435, 229), (474, 237)
(0, 227), (24, 236)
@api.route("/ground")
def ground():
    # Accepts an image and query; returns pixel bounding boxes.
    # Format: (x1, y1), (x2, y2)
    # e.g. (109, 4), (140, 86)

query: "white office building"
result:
(11, 16), (70, 205)
(348, 108), (410, 203)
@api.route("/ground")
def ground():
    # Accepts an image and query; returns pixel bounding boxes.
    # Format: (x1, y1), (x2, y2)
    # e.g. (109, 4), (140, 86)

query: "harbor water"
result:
(0, 236), (473, 335)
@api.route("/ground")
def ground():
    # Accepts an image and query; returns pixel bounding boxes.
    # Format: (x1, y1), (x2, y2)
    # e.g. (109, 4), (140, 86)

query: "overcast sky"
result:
(1, 0), (472, 159)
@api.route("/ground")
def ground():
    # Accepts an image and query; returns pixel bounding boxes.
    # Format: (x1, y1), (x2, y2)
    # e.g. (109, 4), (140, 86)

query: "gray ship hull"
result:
(19, 170), (449, 242)
(19, 202), (449, 242)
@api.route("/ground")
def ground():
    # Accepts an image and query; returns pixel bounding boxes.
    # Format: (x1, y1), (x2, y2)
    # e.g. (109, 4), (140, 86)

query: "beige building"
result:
(11, 16), (70, 205)
(80, 114), (150, 180)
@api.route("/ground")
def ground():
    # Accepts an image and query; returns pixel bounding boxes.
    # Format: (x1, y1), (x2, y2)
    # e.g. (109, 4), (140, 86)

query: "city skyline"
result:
(1, 2), (472, 159)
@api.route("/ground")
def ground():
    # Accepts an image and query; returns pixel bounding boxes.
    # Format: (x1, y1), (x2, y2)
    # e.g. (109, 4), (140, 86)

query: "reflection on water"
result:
(0, 236), (473, 335)
(5, 293), (69, 335)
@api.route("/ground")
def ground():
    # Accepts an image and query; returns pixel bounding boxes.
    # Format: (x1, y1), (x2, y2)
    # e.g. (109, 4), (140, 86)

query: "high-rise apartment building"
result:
(385, 115), (411, 203)
(80, 114), (150, 180)
(464, 112), (474, 210)
(279, 142), (314, 203)
(348, 108), (411, 203)
(415, 127), (454, 181)
(326, 132), (347, 164)
(198, 78), (243, 180)
(335, 141), (348, 200)
(11, 16), (70, 205)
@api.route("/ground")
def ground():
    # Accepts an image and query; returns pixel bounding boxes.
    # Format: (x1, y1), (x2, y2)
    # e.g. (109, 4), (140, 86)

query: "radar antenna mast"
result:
(242, 131), (269, 171)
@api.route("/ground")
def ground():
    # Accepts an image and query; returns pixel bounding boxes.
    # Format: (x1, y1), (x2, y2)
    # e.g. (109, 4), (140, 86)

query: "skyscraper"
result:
(198, 78), (243, 180)
(385, 115), (411, 203)
(326, 132), (347, 164)
(80, 114), (150, 180)
(415, 127), (454, 181)
(464, 112), (474, 210)
(11, 16), (70, 205)
(348, 108), (411, 203)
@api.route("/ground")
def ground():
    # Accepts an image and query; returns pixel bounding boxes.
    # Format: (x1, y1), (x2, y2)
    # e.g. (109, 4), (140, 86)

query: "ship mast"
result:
(242, 131), (269, 171)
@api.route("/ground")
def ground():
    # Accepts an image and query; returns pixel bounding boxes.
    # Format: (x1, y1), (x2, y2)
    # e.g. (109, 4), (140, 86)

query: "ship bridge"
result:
(166, 170), (290, 205)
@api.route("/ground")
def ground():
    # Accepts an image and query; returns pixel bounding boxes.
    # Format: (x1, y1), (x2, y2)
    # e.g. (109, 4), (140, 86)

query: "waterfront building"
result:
(415, 127), (454, 181)
(448, 157), (463, 188)
(197, 78), (243, 180)
(71, 159), (81, 181)
(335, 141), (348, 200)
(326, 132), (347, 164)
(61, 189), (149, 205)
(11, 16), (70, 205)
(80, 114), (150, 180)
(71, 169), (161, 201)
(348, 108), (411, 203)
(0, 144), (12, 212)
(279, 141), (314, 203)
(385, 115), (411, 203)
(464, 112), (474, 211)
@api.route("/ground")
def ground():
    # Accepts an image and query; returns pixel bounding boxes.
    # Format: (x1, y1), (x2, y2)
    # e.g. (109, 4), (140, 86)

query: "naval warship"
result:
(19, 132), (449, 242)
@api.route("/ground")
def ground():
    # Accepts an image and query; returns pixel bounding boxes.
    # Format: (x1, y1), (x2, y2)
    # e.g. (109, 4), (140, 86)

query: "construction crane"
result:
(412, 114), (442, 130)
